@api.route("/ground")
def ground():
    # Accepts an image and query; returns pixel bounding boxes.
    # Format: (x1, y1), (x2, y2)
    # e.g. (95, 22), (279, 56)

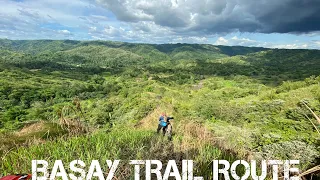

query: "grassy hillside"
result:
(0, 39), (319, 178)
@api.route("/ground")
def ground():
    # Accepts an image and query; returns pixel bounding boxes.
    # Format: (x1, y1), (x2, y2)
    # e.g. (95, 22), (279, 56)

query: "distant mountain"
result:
(0, 39), (267, 57)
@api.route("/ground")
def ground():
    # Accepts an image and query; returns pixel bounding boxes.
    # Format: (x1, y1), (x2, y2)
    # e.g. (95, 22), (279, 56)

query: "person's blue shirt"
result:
(159, 116), (165, 121)
(158, 116), (174, 124)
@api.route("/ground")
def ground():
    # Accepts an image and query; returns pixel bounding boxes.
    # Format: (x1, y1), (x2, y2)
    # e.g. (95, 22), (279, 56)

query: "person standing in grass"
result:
(157, 112), (174, 135)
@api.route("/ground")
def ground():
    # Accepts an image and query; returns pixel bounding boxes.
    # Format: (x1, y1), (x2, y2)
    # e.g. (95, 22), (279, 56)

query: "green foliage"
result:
(0, 128), (229, 179)
(0, 39), (320, 175)
(258, 141), (319, 169)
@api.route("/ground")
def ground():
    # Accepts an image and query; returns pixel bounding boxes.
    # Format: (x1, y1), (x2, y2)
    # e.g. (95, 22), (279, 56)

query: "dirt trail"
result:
(16, 122), (46, 136)
(135, 105), (216, 154)
(135, 106), (174, 130)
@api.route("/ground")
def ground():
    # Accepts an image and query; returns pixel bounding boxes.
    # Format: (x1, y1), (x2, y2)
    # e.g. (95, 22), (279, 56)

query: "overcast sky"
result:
(1, 0), (320, 49)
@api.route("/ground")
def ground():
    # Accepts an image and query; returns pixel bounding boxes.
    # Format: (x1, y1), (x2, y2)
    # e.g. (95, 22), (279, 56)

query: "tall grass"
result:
(1, 128), (154, 176)
(0, 126), (231, 179)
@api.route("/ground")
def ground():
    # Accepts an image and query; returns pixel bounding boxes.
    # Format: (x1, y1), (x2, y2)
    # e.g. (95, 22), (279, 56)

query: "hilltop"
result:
(0, 39), (319, 178)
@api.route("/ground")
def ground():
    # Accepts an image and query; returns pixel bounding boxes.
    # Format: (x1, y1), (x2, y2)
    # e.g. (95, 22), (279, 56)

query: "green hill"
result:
(0, 40), (319, 178)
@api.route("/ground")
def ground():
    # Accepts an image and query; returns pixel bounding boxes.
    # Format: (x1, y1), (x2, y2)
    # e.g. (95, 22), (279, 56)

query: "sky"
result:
(1, 0), (320, 49)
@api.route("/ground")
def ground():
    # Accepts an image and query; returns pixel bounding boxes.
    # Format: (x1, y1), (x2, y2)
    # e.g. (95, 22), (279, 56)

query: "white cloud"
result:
(0, 0), (110, 39)
(215, 37), (229, 45)
(0, 0), (319, 50)
(58, 30), (71, 34)
(313, 41), (320, 45)
(103, 25), (119, 35)
(230, 36), (257, 46)
(306, 31), (320, 37)
(171, 36), (208, 44)
(89, 26), (97, 32)
(213, 36), (320, 49)
(271, 43), (308, 49)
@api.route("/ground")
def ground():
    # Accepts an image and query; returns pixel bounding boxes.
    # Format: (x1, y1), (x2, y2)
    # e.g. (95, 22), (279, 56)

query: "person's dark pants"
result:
(157, 124), (167, 135)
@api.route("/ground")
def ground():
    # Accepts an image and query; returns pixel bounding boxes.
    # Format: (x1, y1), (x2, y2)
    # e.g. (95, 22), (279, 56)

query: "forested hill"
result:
(0, 39), (320, 178)
(0, 39), (266, 56)
(1, 39), (320, 84)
